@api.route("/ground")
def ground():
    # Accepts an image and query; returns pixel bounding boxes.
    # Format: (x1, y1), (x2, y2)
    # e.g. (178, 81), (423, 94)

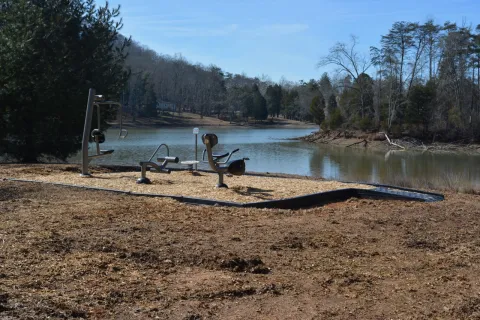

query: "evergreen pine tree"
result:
(310, 95), (326, 128)
(0, 0), (129, 161)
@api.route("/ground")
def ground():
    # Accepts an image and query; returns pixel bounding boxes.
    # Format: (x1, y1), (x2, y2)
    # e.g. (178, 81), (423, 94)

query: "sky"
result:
(107, 0), (480, 83)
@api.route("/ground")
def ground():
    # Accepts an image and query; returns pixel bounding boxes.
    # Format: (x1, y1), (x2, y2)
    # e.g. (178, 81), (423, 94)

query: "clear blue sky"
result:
(107, 0), (480, 83)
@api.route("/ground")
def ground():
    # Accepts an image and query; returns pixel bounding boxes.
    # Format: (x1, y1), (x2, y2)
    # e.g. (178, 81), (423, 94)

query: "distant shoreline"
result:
(298, 130), (480, 154)
(109, 112), (317, 130)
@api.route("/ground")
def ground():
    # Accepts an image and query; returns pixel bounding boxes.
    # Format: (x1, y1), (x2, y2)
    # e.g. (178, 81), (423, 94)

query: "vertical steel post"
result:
(193, 127), (199, 171)
(217, 172), (224, 188)
(95, 101), (101, 156)
(195, 134), (198, 170)
(81, 88), (96, 176)
(96, 103), (101, 130)
(95, 102), (101, 156)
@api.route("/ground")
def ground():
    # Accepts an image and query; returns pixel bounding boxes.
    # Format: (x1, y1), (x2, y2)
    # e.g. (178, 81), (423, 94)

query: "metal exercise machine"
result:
(136, 143), (179, 184)
(202, 133), (248, 188)
(81, 88), (128, 176)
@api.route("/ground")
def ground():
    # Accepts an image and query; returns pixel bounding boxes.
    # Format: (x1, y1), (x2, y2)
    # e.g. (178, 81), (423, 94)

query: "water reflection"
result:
(308, 144), (480, 186)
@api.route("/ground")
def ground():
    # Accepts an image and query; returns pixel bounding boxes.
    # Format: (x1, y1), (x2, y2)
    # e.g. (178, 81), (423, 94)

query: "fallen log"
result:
(346, 139), (368, 148)
(381, 132), (405, 149)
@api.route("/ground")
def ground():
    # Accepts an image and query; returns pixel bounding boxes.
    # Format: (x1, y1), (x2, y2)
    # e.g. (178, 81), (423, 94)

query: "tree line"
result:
(125, 39), (352, 126)
(122, 39), (314, 123)
(319, 21), (480, 141)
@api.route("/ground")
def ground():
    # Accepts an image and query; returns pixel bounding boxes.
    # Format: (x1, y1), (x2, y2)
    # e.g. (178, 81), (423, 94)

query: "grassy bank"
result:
(377, 171), (479, 195)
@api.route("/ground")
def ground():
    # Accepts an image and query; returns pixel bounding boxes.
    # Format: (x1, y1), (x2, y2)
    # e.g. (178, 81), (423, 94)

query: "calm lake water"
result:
(70, 126), (480, 187)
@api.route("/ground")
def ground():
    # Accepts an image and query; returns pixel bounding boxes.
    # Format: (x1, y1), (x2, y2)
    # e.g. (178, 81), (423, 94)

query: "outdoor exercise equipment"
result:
(136, 143), (179, 184)
(202, 133), (248, 188)
(81, 88), (127, 176)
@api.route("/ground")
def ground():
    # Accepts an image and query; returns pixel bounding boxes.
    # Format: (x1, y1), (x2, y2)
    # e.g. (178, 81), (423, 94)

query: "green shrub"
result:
(320, 120), (328, 131)
(358, 117), (372, 131)
(329, 109), (343, 129)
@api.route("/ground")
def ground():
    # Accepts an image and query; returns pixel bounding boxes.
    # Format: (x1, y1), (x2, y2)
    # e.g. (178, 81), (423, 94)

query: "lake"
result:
(70, 126), (480, 187)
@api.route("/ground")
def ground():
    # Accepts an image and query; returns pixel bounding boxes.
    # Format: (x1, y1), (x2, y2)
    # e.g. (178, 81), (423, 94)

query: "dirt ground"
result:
(114, 112), (317, 129)
(1, 167), (480, 319)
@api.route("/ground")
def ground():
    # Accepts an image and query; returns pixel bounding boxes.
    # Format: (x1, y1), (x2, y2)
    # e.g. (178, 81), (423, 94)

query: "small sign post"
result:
(193, 127), (199, 170)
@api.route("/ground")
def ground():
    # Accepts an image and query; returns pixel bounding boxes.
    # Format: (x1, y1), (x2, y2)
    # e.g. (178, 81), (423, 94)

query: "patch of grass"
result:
(380, 170), (479, 194)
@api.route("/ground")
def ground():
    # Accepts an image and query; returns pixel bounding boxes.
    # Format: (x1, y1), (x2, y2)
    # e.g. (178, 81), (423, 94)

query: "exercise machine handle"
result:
(203, 147), (241, 164)
(217, 148), (239, 164)
(148, 143), (169, 162)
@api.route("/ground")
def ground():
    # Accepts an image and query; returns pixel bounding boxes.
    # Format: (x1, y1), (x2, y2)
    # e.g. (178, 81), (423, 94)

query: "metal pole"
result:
(193, 127), (199, 171)
(96, 103), (101, 130)
(217, 172), (224, 188)
(95, 102), (101, 156)
(195, 134), (198, 170)
(81, 88), (96, 176)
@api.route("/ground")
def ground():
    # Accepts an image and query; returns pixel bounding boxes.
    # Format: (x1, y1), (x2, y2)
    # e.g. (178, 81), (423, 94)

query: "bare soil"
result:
(1, 165), (480, 319)
(113, 113), (316, 129)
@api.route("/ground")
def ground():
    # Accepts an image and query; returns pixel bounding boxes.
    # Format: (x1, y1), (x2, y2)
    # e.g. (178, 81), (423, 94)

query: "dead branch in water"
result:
(346, 139), (368, 148)
(381, 132), (405, 149)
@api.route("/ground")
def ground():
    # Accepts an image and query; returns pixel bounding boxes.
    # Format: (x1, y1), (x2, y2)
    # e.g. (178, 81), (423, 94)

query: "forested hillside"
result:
(124, 20), (480, 142)
(123, 37), (327, 124)
(122, 38), (275, 122)
(323, 21), (480, 141)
